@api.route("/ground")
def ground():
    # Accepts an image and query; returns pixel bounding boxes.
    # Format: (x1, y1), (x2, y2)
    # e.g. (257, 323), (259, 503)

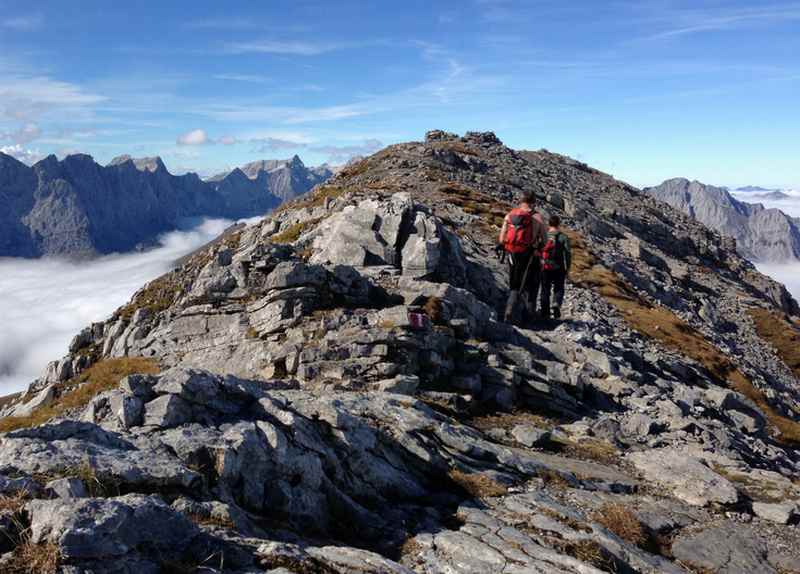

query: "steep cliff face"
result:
(2, 131), (800, 573)
(0, 152), (333, 258)
(645, 178), (800, 263)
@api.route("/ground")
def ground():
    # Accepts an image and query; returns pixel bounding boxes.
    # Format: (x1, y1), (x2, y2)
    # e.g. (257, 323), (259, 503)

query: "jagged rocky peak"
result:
(646, 177), (800, 262)
(2, 129), (800, 572)
(107, 154), (167, 173)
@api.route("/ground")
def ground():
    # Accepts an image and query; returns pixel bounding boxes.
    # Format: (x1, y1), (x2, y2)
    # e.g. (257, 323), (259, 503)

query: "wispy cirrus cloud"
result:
(197, 102), (367, 124)
(184, 17), (260, 30)
(636, 3), (800, 41)
(0, 68), (106, 121)
(223, 40), (346, 56)
(213, 73), (271, 84)
(1, 13), (43, 31)
(310, 139), (383, 162)
(251, 137), (309, 153)
(0, 123), (41, 145)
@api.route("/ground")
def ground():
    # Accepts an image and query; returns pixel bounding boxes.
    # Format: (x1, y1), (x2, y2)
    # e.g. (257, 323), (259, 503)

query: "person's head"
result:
(548, 215), (561, 229)
(521, 190), (536, 208)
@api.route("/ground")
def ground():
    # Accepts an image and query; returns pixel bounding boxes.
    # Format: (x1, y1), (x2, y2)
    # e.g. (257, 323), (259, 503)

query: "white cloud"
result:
(177, 128), (211, 146)
(0, 218), (237, 394)
(0, 144), (43, 164)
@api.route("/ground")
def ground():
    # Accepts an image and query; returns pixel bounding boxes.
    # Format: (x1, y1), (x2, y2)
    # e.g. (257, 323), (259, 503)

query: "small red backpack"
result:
(503, 208), (534, 253)
(541, 231), (563, 270)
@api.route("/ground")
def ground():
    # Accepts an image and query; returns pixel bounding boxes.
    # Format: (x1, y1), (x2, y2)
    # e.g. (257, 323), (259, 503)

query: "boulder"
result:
(628, 448), (738, 506)
(751, 501), (798, 525)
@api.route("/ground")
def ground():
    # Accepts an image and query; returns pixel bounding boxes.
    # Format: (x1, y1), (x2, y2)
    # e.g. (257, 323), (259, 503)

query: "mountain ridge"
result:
(0, 151), (332, 259)
(1, 130), (800, 572)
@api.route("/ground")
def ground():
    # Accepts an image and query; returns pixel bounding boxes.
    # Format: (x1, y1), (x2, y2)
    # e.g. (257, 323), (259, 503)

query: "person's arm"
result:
(536, 221), (546, 251)
(498, 216), (508, 245)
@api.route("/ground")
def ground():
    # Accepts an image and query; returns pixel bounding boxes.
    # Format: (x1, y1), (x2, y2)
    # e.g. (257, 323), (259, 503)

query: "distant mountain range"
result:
(645, 178), (800, 262)
(0, 153), (332, 258)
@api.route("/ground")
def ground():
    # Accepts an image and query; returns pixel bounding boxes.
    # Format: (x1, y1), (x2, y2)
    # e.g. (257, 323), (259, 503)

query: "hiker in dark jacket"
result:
(498, 190), (546, 324)
(540, 215), (572, 319)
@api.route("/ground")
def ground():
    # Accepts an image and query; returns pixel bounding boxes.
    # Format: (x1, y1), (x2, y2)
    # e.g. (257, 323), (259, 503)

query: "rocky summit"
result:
(2, 130), (800, 574)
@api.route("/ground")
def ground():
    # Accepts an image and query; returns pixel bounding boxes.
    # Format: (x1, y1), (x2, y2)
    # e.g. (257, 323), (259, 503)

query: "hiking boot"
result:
(552, 306), (561, 319)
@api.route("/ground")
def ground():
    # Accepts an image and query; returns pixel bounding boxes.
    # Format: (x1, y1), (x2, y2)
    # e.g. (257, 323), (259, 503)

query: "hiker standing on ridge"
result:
(540, 215), (572, 320)
(498, 190), (546, 324)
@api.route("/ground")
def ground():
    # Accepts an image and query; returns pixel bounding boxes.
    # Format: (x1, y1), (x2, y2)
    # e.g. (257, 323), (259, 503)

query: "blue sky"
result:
(0, 0), (798, 187)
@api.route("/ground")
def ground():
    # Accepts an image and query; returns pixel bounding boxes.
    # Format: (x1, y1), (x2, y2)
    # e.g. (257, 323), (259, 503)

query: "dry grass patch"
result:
(117, 271), (183, 320)
(188, 512), (236, 530)
(556, 539), (616, 572)
(568, 230), (800, 447)
(438, 182), (506, 228)
(448, 469), (508, 498)
(4, 540), (61, 574)
(538, 507), (592, 532)
(749, 308), (800, 379)
(562, 439), (620, 466)
(270, 217), (323, 244)
(469, 411), (559, 432)
(539, 469), (572, 490)
(590, 503), (646, 547)
(0, 357), (159, 434)
(0, 490), (29, 514)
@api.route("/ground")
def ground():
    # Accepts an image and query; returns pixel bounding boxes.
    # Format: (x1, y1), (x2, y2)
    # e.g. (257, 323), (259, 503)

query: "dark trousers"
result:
(507, 252), (541, 320)
(540, 269), (566, 316)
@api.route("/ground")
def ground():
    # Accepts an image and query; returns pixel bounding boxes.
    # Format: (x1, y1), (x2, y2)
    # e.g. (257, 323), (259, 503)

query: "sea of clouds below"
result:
(732, 188), (800, 308)
(0, 218), (244, 395)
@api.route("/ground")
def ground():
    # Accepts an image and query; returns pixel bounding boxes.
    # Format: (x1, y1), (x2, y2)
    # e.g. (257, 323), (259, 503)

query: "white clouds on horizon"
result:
(731, 189), (800, 218)
(0, 219), (236, 394)
(0, 144), (44, 164)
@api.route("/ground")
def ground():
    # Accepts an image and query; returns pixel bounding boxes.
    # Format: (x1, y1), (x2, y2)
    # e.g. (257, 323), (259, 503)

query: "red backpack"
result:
(503, 208), (534, 253)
